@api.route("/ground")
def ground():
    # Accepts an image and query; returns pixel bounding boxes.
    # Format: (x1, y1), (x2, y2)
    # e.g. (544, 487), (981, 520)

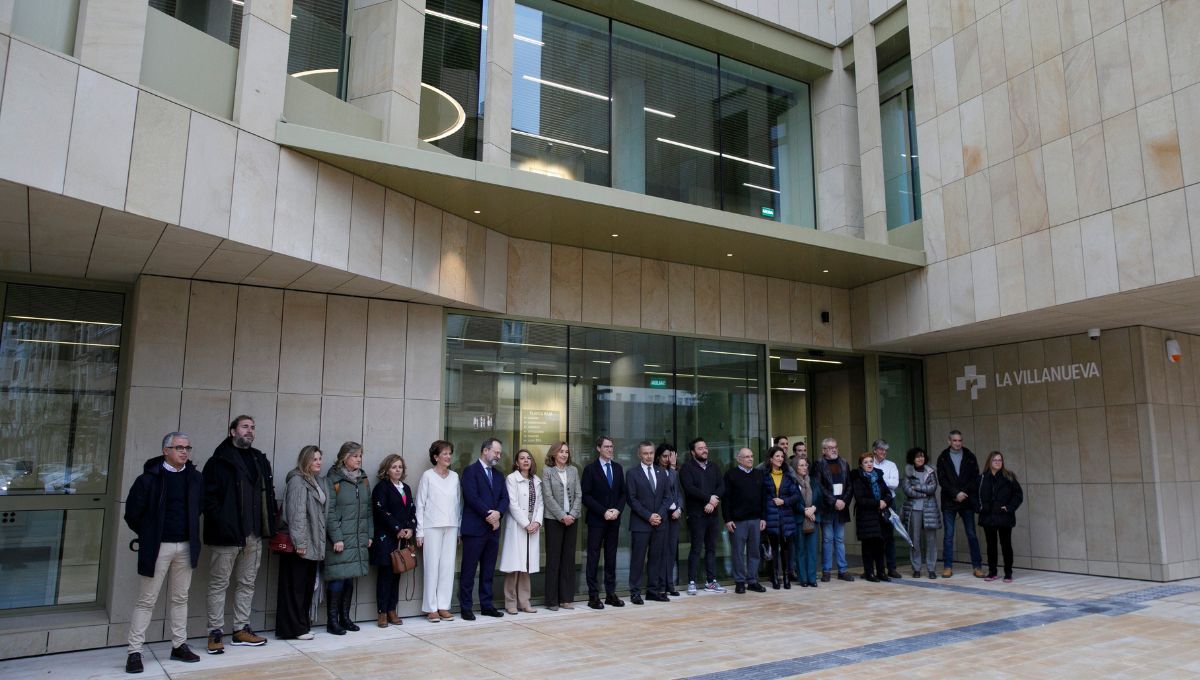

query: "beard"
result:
(233, 435), (254, 448)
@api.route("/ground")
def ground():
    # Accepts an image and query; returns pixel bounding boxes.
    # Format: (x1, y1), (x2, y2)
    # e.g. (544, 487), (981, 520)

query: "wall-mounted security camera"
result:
(1088, 328), (1101, 340)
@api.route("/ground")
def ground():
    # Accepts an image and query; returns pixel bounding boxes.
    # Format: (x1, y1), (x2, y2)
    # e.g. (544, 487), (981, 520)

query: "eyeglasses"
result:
(168, 445), (193, 452)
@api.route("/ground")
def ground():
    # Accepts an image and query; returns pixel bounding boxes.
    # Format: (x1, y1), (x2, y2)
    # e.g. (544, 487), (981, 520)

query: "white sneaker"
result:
(705, 580), (727, 593)
(687, 581), (697, 595)
(296, 632), (314, 640)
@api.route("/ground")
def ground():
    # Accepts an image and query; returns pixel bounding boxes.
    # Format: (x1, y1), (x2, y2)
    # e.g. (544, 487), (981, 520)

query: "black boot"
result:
(325, 587), (346, 635)
(340, 580), (361, 632)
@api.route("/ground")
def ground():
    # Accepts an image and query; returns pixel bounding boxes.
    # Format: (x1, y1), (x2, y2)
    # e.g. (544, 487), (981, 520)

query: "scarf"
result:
(527, 476), (536, 516)
(797, 474), (814, 533)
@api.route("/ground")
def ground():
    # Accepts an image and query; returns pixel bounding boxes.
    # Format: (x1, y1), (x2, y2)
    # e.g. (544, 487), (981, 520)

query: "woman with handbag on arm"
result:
(370, 454), (417, 627)
(323, 442), (372, 635)
(275, 445), (326, 640)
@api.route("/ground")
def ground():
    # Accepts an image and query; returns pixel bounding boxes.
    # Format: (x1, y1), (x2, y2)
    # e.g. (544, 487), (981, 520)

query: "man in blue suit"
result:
(581, 435), (626, 609)
(459, 437), (509, 620)
(627, 441), (671, 604)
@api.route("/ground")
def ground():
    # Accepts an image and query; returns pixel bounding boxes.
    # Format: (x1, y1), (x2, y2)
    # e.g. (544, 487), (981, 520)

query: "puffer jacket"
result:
(323, 465), (371, 580)
(901, 464), (941, 530)
(848, 468), (893, 540)
(758, 464), (801, 537)
(977, 470), (1024, 528)
(283, 469), (327, 561)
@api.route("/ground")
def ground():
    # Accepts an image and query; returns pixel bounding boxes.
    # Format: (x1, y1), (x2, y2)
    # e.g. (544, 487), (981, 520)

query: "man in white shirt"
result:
(872, 439), (903, 579)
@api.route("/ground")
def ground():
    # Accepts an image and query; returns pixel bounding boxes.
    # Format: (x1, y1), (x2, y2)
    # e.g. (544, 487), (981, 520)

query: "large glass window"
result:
(880, 57), (922, 229)
(287, 0), (349, 98)
(420, 0), (485, 159)
(0, 285), (123, 610)
(149, 0), (243, 48)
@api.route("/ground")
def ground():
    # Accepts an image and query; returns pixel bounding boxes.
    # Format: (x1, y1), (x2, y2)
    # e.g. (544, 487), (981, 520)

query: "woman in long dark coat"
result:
(370, 454), (417, 626)
(847, 451), (894, 582)
(978, 451), (1024, 583)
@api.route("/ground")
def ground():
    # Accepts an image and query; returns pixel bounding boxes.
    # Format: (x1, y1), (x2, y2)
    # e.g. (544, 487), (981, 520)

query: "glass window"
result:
(287, 0), (349, 98)
(420, 0), (485, 159)
(879, 57), (922, 229)
(511, 0), (611, 184)
(149, 0), (243, 49)
(0, 509), (105, 608)
(675, 338), (767, 468)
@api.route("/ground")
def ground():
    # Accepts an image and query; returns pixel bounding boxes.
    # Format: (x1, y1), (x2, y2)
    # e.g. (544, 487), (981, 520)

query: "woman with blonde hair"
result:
(275, 445), (326, 640)
(323, 442), (372, 634)
(370, 454), (417, 627)
(541, 441), (580, 610)
(499, 448), (543, 614)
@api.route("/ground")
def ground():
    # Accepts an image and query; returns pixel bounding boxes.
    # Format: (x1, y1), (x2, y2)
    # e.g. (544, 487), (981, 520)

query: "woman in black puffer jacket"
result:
(759, 446), (801, 589)
(977, 451), (1023, 583)
(847, 452), (894, 582)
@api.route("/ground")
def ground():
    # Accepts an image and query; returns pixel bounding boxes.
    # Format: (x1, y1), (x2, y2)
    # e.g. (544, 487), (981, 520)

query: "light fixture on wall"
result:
(1167, 338), (1182, 363)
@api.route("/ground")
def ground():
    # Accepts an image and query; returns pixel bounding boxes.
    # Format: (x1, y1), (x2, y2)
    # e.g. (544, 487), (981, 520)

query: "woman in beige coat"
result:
(499, 448), (543, 614)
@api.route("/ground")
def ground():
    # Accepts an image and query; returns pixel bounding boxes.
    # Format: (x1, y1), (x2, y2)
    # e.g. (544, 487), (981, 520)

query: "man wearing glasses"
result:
(123, 432), (204, 673)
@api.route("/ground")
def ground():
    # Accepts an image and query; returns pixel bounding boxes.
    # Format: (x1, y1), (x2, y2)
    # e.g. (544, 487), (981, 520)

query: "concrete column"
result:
(233, 0), (293, 139)
(74, 0), (148, 84)
(348, 0), (425, 146)
(811, 46), (862, 239)
(611, 76), (645, 193)
(481, 0), (513, 165)
(853, 22), (887, 244)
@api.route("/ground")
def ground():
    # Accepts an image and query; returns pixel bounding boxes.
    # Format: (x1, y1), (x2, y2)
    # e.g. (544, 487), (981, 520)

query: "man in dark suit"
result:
(627, 441), (671, 604)
(581, 435), (626, 609)
(459, 437), (509, 620)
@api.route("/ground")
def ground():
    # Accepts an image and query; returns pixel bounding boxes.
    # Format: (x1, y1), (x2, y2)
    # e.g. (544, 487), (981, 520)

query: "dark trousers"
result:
(543, 519), (578, 606)
(881, 517), (897, 570)
(586, 521), (620, 598)
(459, 530), (500, 612)
(862, 537), (886, 578)
(764, 532), (791, 584)
(686, 512), (720, 583)
(983, 525), (1014, 578)
(663, 517), (680, 590)
(376, 566), (401, 613)
(629, 526), (666, 596)
(274, 552), (318, 639)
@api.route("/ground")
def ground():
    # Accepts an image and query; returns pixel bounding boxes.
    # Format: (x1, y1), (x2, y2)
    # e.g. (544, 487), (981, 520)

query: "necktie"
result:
(646, 466), (656, 491)
(605, 462), (613, 487)
(485, 465), (492, 485)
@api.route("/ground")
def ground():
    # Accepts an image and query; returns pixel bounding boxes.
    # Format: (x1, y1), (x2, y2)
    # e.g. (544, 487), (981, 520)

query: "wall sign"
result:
(956, 362), (1101, 400)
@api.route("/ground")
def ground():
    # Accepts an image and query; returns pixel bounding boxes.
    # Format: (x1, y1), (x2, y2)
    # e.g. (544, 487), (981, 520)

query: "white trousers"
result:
(421, 526), (458, 613)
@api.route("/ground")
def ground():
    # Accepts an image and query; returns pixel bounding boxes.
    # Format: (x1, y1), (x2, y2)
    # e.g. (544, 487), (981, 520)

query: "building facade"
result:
(0, 0), (1197, 659)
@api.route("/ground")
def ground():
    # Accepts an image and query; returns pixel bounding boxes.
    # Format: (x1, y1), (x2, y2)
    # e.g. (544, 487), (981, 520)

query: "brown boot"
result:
(387, 611), (402, 625)
(377, 612), (388, 628)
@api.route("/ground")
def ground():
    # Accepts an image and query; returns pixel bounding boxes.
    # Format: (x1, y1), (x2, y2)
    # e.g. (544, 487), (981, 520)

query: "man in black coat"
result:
(203, 415), (278, 653)
(935, 429), (983, 578)
(679, 437), (725, 594)
(581, 435), (626, 609)
(123, 432), (204, 673)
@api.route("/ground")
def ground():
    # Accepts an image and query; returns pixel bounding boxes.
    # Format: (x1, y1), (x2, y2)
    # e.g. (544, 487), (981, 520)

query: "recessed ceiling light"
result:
(822, 269), (829, 273)
(473, 210), (481, 214)
(727, 253), (734, 257)
(611, 233), (619, 237)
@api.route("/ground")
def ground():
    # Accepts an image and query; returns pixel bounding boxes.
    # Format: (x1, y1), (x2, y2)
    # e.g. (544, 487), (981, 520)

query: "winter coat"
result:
(812, 455), (853, 523)
(901, 465), (942, 530)
(124, 456), (203, 577)
(792, 474), (822, 535)
(936, 446), (980, 511)
(848, 468), (893, 540)
(323, 465), (372, 580)
(201, 437), (278, 546)
(759, 465), (801, 537)
(369, 479), (416, 566)
(499, 471), (544, 573)
(977, 471), (1024, 528)
(283, 469), (327, 561)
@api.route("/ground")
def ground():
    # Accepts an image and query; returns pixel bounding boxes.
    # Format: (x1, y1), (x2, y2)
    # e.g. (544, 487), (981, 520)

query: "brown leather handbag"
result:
(390, 538), (418, 574)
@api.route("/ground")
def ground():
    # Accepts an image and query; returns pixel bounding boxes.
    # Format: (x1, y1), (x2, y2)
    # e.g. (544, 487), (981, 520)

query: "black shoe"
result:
(809, 581), (818, 588)
(747, 582), (767, 593)
(649, 592), (670, 602)
(170, 644), (200, 663)
(735, 582), (746, 594)
(887, 570), (903, 579)
(339, 582), (361, 632)
(325, 588), (346, 635)
(630, 593), (644, 605)
(771, 580), (781, 590)
(587, 597), (604, 610)
(800, 581), (809, 587)
(879, 575), (892, 582)
(668, 590), (681, 597)
(480, 609), (504, 617)
(783, 578), (792, 590)
(820, 572), (831, 582)
(126, 652), (144, 674)
(604, 595), (625, 607)
(838, 572), (855, 582)
(864, 575), (879, 582)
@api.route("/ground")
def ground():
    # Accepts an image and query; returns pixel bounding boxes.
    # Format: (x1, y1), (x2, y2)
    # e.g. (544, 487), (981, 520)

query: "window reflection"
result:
(879, 57), (922, 229)
(0, 509), (104, 608)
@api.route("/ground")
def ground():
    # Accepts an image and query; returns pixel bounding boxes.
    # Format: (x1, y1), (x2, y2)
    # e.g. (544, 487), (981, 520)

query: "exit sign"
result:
(649, 377), (669, 389)
(760, 206), (775, 218)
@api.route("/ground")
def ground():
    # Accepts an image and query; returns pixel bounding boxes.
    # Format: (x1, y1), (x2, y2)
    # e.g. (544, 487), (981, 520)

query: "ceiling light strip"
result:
(17, 339), (120, 348)
(656, 137), (776, 170)
(743, 182), (780, 194)
(7, 316), (121, 327)
(512, 129), (609, 154)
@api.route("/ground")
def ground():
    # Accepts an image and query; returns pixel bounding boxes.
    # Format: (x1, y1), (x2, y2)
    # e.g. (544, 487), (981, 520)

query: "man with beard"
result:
(203, 416), (277, 654)
(679, 437), (725, 595)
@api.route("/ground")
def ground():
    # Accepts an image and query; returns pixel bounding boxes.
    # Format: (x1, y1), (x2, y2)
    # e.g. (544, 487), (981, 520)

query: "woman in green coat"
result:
(323, 441), (372, 635)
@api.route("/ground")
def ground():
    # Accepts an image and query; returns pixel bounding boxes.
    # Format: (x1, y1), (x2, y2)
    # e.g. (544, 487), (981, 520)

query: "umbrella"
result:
(887, 508), (914, 547)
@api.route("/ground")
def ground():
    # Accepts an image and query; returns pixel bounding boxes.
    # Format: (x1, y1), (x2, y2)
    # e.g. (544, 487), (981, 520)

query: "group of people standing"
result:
(122, 416), (1024, 675)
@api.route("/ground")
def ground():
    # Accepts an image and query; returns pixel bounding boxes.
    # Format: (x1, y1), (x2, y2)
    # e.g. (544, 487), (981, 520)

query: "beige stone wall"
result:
(925, 326), (1200, 580)
(107, 275), (444, 646)
(705, 0), (905, 46)
(854, 0), (1200, 347)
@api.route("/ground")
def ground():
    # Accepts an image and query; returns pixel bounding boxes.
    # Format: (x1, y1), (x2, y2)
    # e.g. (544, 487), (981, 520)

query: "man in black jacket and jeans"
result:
(124, 432), (203, 673)
(936, 430), (983, 578)
(203, 415), (278, 654)
(679, 438), (726, 594)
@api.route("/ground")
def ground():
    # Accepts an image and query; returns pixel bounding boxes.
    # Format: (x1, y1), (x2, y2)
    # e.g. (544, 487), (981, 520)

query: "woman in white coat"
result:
(500, 448), (543, 614)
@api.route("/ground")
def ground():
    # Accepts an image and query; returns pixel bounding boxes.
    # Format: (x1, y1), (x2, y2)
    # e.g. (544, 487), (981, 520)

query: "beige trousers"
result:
(206, 538), (262, 630)
(503, 571), (531, 611)
(128, 541), (193, 654)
